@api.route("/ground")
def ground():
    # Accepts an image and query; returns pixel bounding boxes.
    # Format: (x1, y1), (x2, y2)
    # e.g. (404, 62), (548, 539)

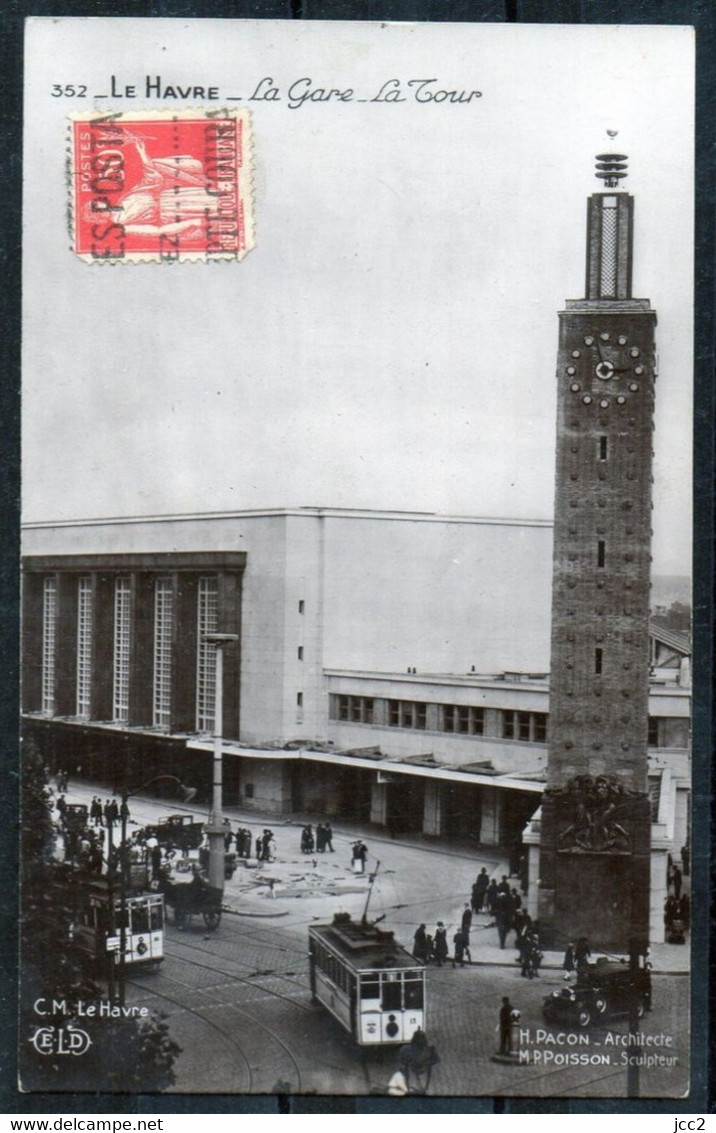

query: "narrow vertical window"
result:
(113, 577), (131, 723)
(153, 577), (174, 728)
(297, 646), (304, 661)
(196, 576), (218, 733)
(597, 540), (605, 567)
(599, 435), (608, 461)
(298, 600), (305, 614)
(600, 196), (618, 298)
(76, 576), (93, 718)
(296, 691), (303, 707)
(595, 648), (603, 675)
(42, 577), (57, 716)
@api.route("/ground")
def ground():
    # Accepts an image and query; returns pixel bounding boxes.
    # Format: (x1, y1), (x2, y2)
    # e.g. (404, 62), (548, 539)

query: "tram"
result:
(309, 913), (426, 1045)
(73, 878), (165, 973)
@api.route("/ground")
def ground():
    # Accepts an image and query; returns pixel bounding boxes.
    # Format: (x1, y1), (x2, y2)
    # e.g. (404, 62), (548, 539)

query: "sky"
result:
(22, 20), (694, 577)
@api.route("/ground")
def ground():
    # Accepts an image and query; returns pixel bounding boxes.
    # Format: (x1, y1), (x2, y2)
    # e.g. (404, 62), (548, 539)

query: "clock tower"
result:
(537, 153), (654, 952)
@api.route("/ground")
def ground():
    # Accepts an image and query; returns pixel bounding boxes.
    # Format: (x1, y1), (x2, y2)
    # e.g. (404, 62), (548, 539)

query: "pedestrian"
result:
(521, 932), (541, 979)
(495, 892), (512, 949)
(352, 840), (368, 874)
(109, 797), (119, 827)
(103, 798), (113, 828)
(434, 922), (448, 967)
(681, 843), (690, 876)
(673, 864), (683, 899)
(90, 796), (102, 827)
(461, 903), (472, 939)
(424, 932), (434, 964)
(452, 928), (467, 968)
(324, 822), (334, 852)
(486, 878), (498, 915)
(413, 923), (428, 963)
(678, 892), (690, 929)
(473, 867), (489, 912)
(499, 997), (514, 1055)
(497, 874), (510, 897)
(574, 936), (591, 981)
(398, 1029), (439, 1095)
(255, 834), (262, 860)
(56, 794), (67, 826)
(562, 941), (575, 980)
(120, 797), (130, 825)
(316, 823), (326, 852)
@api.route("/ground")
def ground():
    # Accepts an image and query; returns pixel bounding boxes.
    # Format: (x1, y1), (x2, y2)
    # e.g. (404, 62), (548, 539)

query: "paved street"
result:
(60, 780), (690, 1099)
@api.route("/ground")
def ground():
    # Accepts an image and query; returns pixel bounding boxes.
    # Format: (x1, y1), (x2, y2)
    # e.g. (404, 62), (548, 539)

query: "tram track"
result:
(127, 952), (305, 1093)
(162, 929), (314, 1013)
(126, 969), (255, 1093)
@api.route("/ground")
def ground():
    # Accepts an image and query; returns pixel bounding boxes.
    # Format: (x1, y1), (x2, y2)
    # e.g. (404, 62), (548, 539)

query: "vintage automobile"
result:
(144, 813), (205, 852)
(63, 802), (89, 832)
(542, 957), (652, 1029)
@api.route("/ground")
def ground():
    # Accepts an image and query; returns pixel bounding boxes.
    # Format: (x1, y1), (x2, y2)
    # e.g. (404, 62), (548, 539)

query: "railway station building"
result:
(21, 506), (690, 942)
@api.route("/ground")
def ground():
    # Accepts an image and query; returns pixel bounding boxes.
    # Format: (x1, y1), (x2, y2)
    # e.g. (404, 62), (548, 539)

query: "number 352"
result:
(51, 84), (87, 97)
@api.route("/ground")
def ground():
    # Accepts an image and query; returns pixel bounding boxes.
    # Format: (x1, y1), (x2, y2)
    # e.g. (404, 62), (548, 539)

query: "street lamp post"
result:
(203, 633), (238, 892)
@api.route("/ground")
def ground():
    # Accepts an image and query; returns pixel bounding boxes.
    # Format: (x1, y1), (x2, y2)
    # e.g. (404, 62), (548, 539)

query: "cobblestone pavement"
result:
(63, 780), (691, 1099)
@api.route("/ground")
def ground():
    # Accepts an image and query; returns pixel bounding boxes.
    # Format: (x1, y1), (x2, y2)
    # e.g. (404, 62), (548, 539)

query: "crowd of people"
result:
(409, 863), (550, 977)
(299, 823), (334, 854)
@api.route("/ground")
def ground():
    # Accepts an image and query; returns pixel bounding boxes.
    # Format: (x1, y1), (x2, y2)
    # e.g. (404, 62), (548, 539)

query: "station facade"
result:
(21, 506), (690, 941)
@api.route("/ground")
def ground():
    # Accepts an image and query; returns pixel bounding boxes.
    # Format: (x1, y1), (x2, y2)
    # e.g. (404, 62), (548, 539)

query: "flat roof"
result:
(22, 505), (553, 531)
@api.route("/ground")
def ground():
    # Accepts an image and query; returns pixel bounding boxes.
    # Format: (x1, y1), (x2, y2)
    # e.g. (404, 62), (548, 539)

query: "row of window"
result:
(42, 574), (219, 732)
(311, 940), (424, 1009)
(330, 695), (546, 741)
(331, 694), (675, 747)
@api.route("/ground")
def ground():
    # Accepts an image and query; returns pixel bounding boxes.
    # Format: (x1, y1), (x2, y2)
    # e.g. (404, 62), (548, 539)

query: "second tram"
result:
(73, 879), (165, 973)
(309, 913), (425, 1045)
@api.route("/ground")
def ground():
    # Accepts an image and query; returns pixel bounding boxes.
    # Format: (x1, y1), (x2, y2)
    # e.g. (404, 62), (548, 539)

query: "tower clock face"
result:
(565, 329), (647, 406)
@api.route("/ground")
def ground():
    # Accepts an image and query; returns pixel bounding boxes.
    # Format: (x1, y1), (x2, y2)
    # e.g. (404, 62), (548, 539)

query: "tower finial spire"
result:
(595, 135), (628, 188)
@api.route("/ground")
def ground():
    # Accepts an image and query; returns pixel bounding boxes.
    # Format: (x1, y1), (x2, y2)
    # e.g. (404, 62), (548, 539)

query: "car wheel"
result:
(577, 1006), (591, 1028)
(593, 995), (608, 1015)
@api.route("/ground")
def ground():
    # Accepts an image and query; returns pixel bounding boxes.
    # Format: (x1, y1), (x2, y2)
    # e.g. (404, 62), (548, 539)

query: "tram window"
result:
(404, 975), (424, 1009)
(150, 904), (163, 931)
(132, 906), (151, 934)
(360, 977), (380, 1000)
(381, 975), (402, 1012)
(116, 907), (129, 930)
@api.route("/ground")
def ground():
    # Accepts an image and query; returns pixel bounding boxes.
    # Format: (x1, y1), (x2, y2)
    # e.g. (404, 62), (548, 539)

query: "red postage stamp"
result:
(69, 108), (254, 263)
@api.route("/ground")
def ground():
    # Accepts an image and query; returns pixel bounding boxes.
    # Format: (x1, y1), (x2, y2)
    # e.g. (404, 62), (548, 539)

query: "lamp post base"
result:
(205, 821), (227, 891)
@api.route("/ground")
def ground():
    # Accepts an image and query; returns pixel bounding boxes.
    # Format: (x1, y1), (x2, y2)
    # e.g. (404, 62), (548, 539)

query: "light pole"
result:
(203, 633), (238, 892)
(114, 773), (196, 1005)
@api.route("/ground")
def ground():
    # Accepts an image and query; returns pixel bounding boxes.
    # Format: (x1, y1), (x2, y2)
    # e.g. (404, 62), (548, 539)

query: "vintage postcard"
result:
(20, 19), (695, 1100)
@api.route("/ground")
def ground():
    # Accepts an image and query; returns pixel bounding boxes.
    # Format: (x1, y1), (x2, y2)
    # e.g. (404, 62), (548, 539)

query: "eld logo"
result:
(30, 1025), (92, 1056)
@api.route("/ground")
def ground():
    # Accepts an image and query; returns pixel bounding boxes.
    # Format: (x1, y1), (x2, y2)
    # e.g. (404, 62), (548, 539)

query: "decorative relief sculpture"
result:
(549, 774), (645, 853)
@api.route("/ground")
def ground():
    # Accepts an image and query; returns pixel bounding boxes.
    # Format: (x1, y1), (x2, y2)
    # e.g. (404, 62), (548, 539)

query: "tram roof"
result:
(310, 915), (421, 972)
